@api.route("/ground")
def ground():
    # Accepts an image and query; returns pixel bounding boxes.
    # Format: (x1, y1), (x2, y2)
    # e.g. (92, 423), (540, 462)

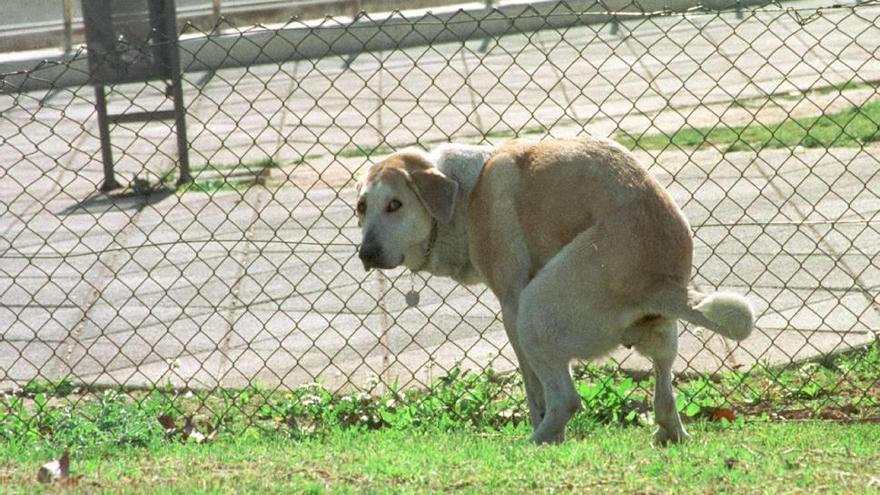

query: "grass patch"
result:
(1, 342), (877, 491)
(150, 156), (279, 193)
(617, 98), (880, 152)
(189, 157), (279, 174)
(1, 423), (879, 493)
(522, 125), (548, 136)
(338, 145), (393, 159)
(815, 79), (873, 95)
(176, 179), (251, 194)
(485, 129), (516, 140)
(338, 125), (548, 159)
(2, 342), (878, 442)
(294, 153), (323, 164)
(485, 125), (548, 140)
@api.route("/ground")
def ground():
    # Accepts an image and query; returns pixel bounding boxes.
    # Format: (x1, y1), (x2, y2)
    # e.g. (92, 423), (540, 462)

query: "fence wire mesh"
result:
(1, 0), (879, 430)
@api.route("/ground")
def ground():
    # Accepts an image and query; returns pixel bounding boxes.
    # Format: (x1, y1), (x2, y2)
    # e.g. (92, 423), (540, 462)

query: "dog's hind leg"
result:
(517, 305), (580, 444)
(632, 318), (689, 445)
(516, 286), (582, 443)
(513, 232), (627, 444)
(515, 280), (582, 443)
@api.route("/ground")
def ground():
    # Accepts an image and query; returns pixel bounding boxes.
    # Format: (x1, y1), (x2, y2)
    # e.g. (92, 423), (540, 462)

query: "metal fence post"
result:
(63, 0), (73, 53)
(93, 84), (120, 191)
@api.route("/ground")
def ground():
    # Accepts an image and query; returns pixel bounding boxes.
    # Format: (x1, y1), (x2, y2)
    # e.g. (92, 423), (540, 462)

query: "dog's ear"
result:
(354, 168), (371, 227)
(410, 168), (458, 224)
(354, 167), (369, 196)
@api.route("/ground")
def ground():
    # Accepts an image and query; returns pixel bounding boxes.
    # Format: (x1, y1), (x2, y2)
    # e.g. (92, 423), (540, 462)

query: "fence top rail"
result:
(4, 0), (876, 94)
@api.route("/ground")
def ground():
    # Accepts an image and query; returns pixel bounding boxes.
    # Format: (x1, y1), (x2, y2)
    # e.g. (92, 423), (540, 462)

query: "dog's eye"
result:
(356, 200), (367, 215)
(386, 199), (402, 213)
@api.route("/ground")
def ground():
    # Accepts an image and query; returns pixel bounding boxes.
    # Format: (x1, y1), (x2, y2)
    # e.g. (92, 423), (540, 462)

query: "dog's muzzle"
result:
(358, 241), (385, 271)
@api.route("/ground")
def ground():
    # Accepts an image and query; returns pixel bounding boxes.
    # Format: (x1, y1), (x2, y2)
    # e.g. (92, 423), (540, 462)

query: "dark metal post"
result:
(94, 84), (121, 191)
(82, 0), (190, 191)
(171, 75), (191, 185)
(161, 0), (192, 185)
(212, 0), (221, 25)
(63, 0), (73, 53)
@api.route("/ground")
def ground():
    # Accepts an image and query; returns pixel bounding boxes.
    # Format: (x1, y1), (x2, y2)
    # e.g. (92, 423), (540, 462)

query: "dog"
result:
(355, 136), (754, 445)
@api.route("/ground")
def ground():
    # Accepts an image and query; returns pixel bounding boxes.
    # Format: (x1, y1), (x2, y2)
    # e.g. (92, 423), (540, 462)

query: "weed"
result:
(190, 157), (279, 173)
(484, 124), (547, 140)
(293, 153), (323, 164)
(20, 378), (76, 398)
(338, 145), (393, 158)
(578, 376), (647, 425)
(1, 390), (168, 454)
(155, 156), (279, 193)
(2, 341), (877, 457)
(677, 376), (727, 418)
(617, 98), (880, 151)
(177, 178), (250, 193)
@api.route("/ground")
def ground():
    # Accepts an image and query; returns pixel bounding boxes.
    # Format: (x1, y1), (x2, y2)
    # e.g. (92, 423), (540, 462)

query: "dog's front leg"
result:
(500, 296), (546, 431)
(466, 165), (545, 435)
(490, 264), (545, 431)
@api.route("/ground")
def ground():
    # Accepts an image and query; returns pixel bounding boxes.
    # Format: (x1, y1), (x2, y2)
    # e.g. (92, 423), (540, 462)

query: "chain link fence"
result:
(1, 0), (879, 426)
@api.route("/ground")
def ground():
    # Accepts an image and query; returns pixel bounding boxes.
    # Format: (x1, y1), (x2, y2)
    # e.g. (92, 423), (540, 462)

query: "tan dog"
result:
(356, 136), (754, 445)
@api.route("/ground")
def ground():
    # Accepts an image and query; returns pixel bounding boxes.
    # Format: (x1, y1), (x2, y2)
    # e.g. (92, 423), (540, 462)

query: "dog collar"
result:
(412, 219), (438, 273)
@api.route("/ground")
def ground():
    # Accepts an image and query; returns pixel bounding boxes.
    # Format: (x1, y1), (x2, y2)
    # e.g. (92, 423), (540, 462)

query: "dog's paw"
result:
(529, 429), (565, 445)
(653, 426), (690, 447)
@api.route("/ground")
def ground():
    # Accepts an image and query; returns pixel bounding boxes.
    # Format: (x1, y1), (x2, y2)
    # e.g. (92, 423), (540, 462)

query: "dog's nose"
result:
(358, 242), (383, 270)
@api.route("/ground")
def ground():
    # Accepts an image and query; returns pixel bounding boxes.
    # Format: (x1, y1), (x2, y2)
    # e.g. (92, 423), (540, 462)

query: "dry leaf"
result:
(818, 408), (847, 421)
(708, 407), (737, 422)
(205, 421), (219, 442)
(182, 416), (206, 443)
(158, 414), (178, 438)
(285, 413), (299, 431)
(37, 450), (69, 484)
(158, 414), (217, 443)
(157, 414), (176, 430)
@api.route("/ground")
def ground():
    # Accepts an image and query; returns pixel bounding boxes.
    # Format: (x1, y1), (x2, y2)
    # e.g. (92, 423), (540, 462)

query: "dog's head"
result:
(355, 150), (458, 271)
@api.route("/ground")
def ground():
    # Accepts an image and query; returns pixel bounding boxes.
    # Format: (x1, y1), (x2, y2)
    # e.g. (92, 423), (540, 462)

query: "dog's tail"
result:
(647, 284), (754, 341)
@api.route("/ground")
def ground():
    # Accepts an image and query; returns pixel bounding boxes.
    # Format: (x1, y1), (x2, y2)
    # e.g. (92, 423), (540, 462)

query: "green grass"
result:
(338, 125), (548, 159)
(294, 153), (323, 164)
(338, 145), (394, 159)
(2, 342), (877, 492)
(176, 179), (251, 193)
(814, 79), (873, 95)
(484, 125), (547, 140)
(341, 95), (880, 161)
(733, 80), (875, 108)
(2, 423), (879, 493)
(616, 98), (880, 152)
(151, 157), (279, 193)
(189, 157), (279, 173)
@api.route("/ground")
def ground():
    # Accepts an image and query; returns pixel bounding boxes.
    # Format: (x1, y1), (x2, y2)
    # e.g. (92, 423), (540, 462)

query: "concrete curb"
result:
(0, 0), (771, 94)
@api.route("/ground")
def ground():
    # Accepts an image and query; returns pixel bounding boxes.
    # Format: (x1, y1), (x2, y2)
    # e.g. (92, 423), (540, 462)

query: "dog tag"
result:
(405, 290), (420, 308)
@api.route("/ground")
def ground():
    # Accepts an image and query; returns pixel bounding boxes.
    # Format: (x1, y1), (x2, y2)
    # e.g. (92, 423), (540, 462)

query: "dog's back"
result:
(470, 136), (693, 304)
